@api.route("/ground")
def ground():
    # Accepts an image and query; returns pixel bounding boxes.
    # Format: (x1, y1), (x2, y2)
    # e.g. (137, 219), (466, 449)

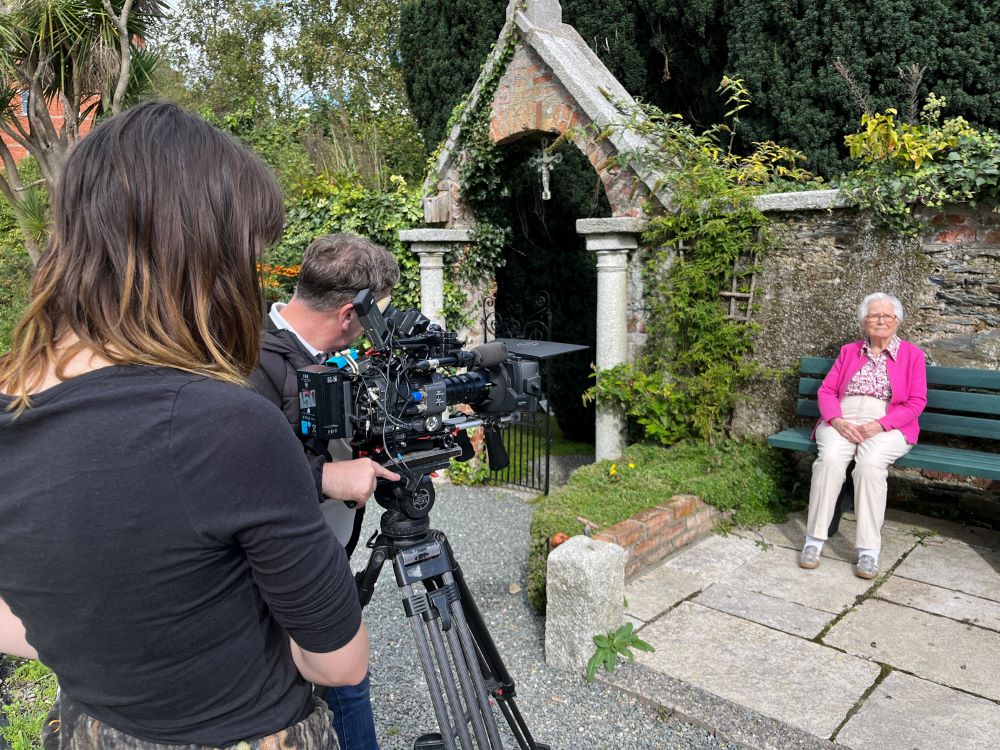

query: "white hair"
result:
(857, 292), (905, 328)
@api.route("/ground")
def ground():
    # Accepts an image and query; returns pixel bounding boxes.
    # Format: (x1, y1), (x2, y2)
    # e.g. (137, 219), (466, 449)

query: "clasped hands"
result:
(829, 417), (884, 444)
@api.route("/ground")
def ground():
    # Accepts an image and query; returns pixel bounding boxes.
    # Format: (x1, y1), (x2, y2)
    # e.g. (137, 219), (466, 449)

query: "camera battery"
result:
(297, 365), (352, 440)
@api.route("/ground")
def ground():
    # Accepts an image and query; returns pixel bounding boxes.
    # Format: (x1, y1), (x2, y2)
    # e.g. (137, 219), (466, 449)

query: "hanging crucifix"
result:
(528, 141), (562, 200)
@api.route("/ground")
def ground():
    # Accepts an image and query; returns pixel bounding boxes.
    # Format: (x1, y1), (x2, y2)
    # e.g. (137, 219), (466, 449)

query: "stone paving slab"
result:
(877, 575), (1000, 632)
(693, 582), (832, 639)
(635, 601), (880, 738)
(720, 546), (873, 613)
(733, 516), (807, 552)
(603, 662), (837, 750)
(660, 533), (764, 579)
(624, 562), (706, 622)
(824, 598), (1000, 701)
(894, 539), (1000, 603)
(883, 508), (1000, 553)
(836, 671), (1000, 750)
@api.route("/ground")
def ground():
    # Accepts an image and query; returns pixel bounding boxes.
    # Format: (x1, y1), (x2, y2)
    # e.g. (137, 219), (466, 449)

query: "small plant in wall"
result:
(585, 622), (654, 682)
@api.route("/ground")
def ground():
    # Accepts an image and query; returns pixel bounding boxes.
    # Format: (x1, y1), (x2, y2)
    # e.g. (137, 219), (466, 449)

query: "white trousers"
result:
(806, 396), (912, 551)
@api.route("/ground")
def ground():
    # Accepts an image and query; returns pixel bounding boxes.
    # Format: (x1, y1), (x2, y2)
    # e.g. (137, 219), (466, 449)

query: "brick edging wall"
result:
(593, 494), (723, 578)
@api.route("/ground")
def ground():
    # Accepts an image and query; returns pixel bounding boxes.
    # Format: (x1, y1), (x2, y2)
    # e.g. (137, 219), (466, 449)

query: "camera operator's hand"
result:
(322, 459), (401, 506)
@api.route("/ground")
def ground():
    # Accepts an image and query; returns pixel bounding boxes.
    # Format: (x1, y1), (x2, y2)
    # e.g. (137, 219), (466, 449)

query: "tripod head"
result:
(371, 443), (464, 540)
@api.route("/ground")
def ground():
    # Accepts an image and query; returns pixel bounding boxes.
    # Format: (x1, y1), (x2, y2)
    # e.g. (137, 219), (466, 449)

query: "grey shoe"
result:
(856, 555), (879, 579)
(799, 546), (821, 569)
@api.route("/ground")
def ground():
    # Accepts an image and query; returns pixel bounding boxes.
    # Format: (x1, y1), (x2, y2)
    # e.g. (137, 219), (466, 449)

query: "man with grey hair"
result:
(251, 232), (402, 750)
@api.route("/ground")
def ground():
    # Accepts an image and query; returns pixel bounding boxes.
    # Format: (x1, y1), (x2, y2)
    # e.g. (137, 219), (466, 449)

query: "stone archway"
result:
(401, 0), (668, 460)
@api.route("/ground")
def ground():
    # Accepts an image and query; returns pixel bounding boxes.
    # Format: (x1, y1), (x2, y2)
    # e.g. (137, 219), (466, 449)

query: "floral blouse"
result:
(844, 334), (901, 401)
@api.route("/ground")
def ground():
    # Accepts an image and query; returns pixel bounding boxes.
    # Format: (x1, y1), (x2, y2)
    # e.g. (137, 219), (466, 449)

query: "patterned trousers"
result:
(42, 694), (340, 750)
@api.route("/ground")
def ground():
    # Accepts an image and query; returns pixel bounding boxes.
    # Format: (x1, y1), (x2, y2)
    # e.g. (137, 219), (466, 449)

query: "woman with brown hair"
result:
(0, 102), (368, 749)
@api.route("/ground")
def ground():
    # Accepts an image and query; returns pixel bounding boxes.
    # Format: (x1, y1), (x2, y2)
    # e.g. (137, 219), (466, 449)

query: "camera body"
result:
(296, 290), (543, 481)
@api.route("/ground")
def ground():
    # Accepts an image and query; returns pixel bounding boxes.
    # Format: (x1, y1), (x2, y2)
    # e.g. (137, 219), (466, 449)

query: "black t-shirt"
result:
(0, 366), (362, 746)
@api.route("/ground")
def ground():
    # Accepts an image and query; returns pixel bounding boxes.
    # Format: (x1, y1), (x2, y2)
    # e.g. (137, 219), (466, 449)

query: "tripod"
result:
(352, 466), (550, 750)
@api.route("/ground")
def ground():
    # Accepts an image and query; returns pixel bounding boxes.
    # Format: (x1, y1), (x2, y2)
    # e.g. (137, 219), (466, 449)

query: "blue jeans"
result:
(324, 672), (379, 750)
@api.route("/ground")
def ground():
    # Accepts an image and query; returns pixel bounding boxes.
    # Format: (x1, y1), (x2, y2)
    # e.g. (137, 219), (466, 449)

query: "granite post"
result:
(545, 535), (626, 673)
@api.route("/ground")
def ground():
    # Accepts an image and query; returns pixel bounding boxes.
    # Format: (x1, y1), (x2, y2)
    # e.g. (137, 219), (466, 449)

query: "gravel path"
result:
(352, 481), (738, 750)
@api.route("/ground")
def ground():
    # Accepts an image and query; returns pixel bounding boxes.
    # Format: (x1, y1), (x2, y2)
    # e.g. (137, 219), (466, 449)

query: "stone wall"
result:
(732, 195), (1000, 439)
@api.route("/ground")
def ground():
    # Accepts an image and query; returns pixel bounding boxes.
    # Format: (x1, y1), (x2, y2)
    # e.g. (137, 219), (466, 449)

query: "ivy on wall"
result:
(586, 81), (816, 444)
(449, 29), (519, 285)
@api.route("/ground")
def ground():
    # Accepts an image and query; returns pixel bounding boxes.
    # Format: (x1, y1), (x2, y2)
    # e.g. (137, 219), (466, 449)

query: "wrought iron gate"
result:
(481, 291), (554, 494)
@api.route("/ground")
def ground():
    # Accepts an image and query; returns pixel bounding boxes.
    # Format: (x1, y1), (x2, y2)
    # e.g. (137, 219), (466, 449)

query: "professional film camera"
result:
(297, 289), (580, 522)
(296, 290), (584, 750)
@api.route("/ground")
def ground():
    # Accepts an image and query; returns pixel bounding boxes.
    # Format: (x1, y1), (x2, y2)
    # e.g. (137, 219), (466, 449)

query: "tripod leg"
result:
(404, 595), (461, 750)
(438, 534), (549, 750)
(423, 602), (480, 750)
(444, 586), (504, 749)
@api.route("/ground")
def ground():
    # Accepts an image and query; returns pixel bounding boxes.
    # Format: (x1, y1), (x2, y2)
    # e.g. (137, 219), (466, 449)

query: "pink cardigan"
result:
(816, 339), (928, 445)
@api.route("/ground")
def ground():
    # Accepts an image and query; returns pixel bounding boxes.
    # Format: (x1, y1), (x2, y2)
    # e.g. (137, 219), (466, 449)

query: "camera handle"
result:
(351, 488), (549, 750)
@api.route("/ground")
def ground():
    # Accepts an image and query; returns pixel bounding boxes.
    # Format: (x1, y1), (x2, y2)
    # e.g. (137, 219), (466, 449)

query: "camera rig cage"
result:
(296, 289), (584, 517)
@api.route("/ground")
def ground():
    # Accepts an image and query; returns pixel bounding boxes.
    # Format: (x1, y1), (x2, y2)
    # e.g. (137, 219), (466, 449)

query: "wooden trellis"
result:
(720, 252), (760, 322)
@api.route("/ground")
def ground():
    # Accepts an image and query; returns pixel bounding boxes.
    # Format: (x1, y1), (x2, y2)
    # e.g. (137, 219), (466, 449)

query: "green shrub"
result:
(1, 658), (57, 750)
(526, 439), (800, 612)
(840, 100), (1000, 231)
(0, 200), (32, 354)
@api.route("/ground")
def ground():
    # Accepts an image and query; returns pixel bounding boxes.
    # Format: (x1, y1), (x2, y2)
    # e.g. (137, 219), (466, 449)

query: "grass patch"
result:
(1, 658), (57, 750)
(526, 438), (802, 612)
(548, 417), (594, 457)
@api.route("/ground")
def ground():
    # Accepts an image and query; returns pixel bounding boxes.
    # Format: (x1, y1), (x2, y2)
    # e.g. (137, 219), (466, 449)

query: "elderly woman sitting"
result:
(799, 292), (928, 579)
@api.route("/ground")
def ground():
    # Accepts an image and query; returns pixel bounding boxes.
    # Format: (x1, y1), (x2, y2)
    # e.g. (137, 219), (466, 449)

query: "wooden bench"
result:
(768, 357), (1000, 481)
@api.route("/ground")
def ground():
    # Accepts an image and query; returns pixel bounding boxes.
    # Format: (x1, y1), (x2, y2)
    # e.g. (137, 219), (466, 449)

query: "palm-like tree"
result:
(0, 0), (163, 261)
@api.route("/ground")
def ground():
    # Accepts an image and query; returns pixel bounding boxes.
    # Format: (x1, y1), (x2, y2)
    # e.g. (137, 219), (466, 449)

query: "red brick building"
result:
(1, 91), (96, 163)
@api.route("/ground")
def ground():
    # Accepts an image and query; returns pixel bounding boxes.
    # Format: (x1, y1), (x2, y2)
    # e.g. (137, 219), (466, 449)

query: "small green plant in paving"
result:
(911, 528), (940, 544)
(1, 658), (57, 750)
(585, 622), (654, 683)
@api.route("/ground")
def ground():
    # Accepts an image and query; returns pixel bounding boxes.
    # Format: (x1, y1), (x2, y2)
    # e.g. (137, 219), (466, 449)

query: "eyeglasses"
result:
(866, 314), (897, 322)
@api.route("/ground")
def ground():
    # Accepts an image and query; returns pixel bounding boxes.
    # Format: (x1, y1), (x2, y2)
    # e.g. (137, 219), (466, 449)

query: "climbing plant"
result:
(447, 30), (519, 285)
(585, 79), (816, 444)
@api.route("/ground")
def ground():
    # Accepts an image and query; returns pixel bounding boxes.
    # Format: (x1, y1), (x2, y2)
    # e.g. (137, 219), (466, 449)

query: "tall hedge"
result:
(398, 0), (506, 147)
(726, 0), (1000, 177)
(400, 0), (1000, 177)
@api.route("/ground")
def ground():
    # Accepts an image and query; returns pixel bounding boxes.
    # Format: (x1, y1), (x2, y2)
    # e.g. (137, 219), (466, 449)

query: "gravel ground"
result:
(351, 481), (739, 750)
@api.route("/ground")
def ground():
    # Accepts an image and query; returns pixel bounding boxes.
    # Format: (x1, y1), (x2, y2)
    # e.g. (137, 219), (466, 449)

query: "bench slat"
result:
(795, 399), (1000, 438)
(800, 360), (1000, 390)
(925, 366), (1000, 389)
(800, 357), (835, 376)
(797, 380), (1000, 416)
(919, 412), (1000, 440)
(767, 427), (1000, 479)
